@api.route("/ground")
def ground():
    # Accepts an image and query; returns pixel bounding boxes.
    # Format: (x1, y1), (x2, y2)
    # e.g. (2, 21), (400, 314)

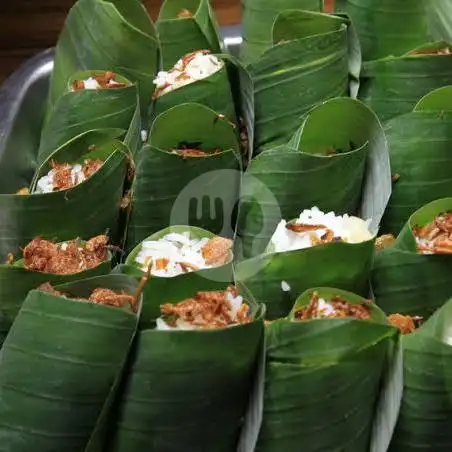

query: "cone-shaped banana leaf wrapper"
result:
(38, 70), (140, 164)
(108, 283), (265, 452)
(0, 130), (128, 259)
(0, 274), (140, 451)
(119, 225), (233, 328)
(359, 41), (452, 123)
(334, 0), (452, 61)
(126, 104), (241, 251)
(373, 198), (452, 320)
(50, 0), (159, 112)
(237, 97), (391, 259)
(235, 220), (376, 320)
(0, 242), (113, 344)
(156, 0), (222, 70)
(389, 298), (452, 452)
(382, 87), (452, 234)
(240, 0), (323, 64)
(247, 10), (361, 153)
(152, 53), (237, 122)
(256, 288), (401, 452)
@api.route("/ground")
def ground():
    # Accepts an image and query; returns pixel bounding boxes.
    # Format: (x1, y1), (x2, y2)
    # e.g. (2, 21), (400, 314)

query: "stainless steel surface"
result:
(0, 26), (242, 178)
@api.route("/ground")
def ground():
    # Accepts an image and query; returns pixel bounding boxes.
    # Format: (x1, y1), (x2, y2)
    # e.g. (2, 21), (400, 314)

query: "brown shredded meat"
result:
(294, 292), (371, 320)
(82, 159), (103, 179)
(286, 222), (342, 245)
(177, 8), (193, 17)
(72, 71), (127, 90)
(201, 236), (233, 266)
(160, 286), (251, 329)
(171, 148), (220, 158)
(388, 314), (423, 334)
(37, 283), (136, 311)
(375, 234), (396, 252)
(413, 212), (452, 254)
(23, 235), (109, 274)
(16, 187), (30, 195)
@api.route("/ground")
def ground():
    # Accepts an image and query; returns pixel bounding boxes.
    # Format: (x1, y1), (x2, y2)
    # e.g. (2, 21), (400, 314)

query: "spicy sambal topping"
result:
(294, 292), (371, 320)
(413, 212), (452, 254)
(35, 159), (103, 194)
(387, 314), (423, 335)
(156, 286), (251, 330)
(72, 71), (128, 91)
(23, 235), (109, 274)
(37, 283), (137, 311)
(135, 232), (233, 277)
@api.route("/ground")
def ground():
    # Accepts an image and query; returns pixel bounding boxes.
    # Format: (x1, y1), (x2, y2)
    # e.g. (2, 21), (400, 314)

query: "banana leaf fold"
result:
(256, 288), (401, 451)
(382, 86), (452, 234)
(107, 282), (265, 452)
(50, 0), (159, 112)
(38, 70), (140, 164)
(237, 97), (390, 259)
(389, 297), (452, 452)
(240, 0), (323, 64)
(359, 41), (452, 122)
(247, 10), (361, 153)
(0, 274), (140, 451)
(156, 0), (223, 70)
(372, 198), (452, 319)
(126, 103), (241, 251)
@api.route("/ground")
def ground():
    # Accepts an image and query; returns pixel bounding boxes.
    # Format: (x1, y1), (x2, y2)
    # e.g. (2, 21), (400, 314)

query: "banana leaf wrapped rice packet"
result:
(236, 207), (376, 319)
(108, 283), (265, 452)
(0, 274), (140, 451)
(256, 287), (399, 451)
(373, 198), (452, 319)
(0, 234), (113, 342)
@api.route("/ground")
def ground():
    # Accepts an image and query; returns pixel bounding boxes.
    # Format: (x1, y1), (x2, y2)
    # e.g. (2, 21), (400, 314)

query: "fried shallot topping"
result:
(294, 292), (371, 320)
(388, 314), (423, 335)
(178, 8), (193, 17)
(72, 71), (127, 90)
(171, 147), (220, 158)
(49, 159), (103, 192)
(23, 235), (109, 274)
(37, 283), (136, 312)
(410, 47), (452, 56)
(160, 286), (251, 330)
(286, 222), (342, 245)
(413, 212), (452, 254)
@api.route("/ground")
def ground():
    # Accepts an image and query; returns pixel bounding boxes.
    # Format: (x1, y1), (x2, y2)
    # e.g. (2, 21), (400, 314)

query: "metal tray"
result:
(0, 25), (242, 173)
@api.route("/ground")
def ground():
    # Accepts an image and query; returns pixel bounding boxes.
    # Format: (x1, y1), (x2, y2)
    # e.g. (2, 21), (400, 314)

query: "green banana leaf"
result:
(240, 0), (323, 63)
(256, 287), (399, 451)
(248, 10), (361, 152)
(38, 70), (139, 165)
(50, 0), (159, 112)
(336, 0), (452, 60)
(0, 253), (112, 344)
(122, 225), (233, 327)
(0, 274), (138, 451)
(107, 281), (265, 452)
(372, 198), (452, 319)
(236, 97), (390, 259)
(389, 297), (452, 452)
(235, 238), (375, 320)
(152, 56), (236, 122)
(381, 86), (452, 234)
(126, 103), (241, 251)
(359, 41), (452, 122)
(156, 0), (222, 69)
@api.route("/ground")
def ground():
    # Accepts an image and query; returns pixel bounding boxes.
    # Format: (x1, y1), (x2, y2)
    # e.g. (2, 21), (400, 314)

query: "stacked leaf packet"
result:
(0, 0), (452, 450)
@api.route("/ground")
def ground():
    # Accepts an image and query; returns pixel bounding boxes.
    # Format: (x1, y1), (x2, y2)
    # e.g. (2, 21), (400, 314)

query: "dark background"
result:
(0, 0), (334, 83)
